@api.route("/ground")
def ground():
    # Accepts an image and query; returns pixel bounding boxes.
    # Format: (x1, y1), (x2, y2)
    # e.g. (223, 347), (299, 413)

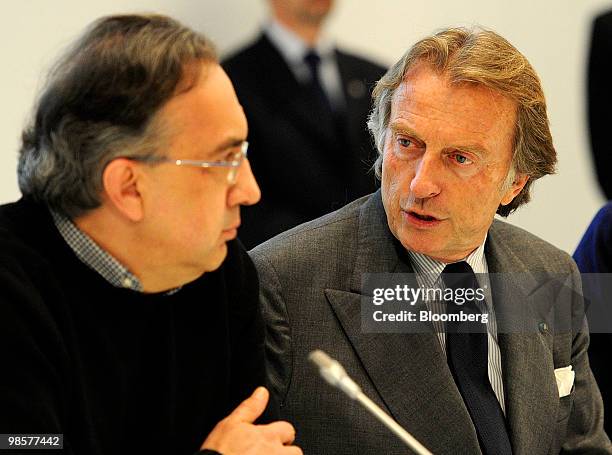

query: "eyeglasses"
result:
(127, 141), (249, 184)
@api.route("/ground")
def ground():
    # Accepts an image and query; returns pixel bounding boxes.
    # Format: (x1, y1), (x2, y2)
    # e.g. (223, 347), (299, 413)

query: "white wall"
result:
(2, 0), (610, 253)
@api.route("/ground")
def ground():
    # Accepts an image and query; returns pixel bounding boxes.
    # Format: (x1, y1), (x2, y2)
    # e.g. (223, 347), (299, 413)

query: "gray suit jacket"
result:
(251, 191), (611, 454)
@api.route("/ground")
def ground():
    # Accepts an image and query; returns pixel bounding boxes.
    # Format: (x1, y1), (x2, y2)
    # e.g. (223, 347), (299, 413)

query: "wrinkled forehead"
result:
(392, 64), (517, 137)
(388, 64), (518, 164)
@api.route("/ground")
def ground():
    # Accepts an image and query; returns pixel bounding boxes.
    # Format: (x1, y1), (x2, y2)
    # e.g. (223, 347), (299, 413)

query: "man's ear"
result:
(102, 159), (144, 222)
(500, 173), (529, 206)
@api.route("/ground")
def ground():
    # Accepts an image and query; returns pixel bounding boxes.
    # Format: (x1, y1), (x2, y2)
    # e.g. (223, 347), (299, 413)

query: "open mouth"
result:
(409, 211), (438, 222)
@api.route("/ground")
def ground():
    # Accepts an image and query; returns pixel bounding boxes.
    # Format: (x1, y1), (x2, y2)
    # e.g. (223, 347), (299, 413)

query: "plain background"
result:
(1, 0), (611, 253)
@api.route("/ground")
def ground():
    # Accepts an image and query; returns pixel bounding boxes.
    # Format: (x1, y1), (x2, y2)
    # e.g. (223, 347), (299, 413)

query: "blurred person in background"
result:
(574, 202), (612, 436)
(587, 9), (612, 199)
(223, 0), (386, 248)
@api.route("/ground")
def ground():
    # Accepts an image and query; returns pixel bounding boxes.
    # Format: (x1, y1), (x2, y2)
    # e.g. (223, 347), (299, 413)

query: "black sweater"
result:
(0, 198), (269, 454)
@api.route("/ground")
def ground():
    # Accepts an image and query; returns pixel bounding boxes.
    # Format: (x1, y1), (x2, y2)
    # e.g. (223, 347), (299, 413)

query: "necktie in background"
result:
(304, 50), (334, 115)
(443, 261), (512, 455)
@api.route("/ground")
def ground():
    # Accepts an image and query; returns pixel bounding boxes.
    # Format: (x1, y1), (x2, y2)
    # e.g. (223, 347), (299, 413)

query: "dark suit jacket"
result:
(251, 192), (611, 454)
(223, 34), (386, 249)
(588, 11), (612, 199)
(574, 202), (612, 436)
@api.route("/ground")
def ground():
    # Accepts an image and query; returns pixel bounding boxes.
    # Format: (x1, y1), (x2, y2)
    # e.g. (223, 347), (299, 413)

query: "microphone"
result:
(309, 350), (434, 455)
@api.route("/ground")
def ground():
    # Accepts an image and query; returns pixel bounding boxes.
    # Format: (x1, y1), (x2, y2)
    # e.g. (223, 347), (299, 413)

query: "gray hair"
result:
(367, 27), (556, 216)
(18, 14), (217, 218)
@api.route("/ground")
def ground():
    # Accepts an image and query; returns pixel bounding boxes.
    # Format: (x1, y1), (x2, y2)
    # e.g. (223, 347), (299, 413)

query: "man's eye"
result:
(451, 153), (472, 165)
(397, 138), (412, 148)
(224, 150), (240, 162)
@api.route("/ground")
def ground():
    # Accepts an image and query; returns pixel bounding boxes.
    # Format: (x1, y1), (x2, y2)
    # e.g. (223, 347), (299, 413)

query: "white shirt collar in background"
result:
(264, 18), (345, 109)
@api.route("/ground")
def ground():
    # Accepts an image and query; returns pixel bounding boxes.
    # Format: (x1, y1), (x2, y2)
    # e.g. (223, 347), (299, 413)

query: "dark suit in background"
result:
(574, 202), (612, 436)
(223, 33), (386, 249)
(587, 10), (612, 199)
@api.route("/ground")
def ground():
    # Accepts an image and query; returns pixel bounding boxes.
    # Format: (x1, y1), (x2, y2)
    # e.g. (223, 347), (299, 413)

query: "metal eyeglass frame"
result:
(127, 141), (248, 184)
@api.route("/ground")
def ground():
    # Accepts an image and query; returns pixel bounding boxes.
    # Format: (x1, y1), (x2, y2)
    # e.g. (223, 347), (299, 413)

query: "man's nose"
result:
(409, 153), (442, 199)
(228, 158), (261, 207)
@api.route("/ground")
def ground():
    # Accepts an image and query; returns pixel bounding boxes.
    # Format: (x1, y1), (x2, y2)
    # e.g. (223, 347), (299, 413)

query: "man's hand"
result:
(201, 387), (302, 455)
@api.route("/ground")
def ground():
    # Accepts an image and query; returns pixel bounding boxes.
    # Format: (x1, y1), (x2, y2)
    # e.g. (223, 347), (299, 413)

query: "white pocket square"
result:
(555, 365), (575, 398)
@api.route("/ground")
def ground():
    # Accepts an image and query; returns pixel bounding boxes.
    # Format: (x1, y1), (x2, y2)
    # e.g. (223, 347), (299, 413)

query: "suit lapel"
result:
(486, 226), (559, 454)
(325, 192), (481, 453)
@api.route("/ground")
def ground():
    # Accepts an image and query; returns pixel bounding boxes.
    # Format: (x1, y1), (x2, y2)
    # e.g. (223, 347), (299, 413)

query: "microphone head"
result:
(309, 349), (335, 369)
(308, 349), (362, 398)
(308, 349), (347, 386)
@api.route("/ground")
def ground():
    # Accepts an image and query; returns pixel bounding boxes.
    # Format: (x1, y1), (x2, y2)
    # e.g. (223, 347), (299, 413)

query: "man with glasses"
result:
(0, 14), (301, 455)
